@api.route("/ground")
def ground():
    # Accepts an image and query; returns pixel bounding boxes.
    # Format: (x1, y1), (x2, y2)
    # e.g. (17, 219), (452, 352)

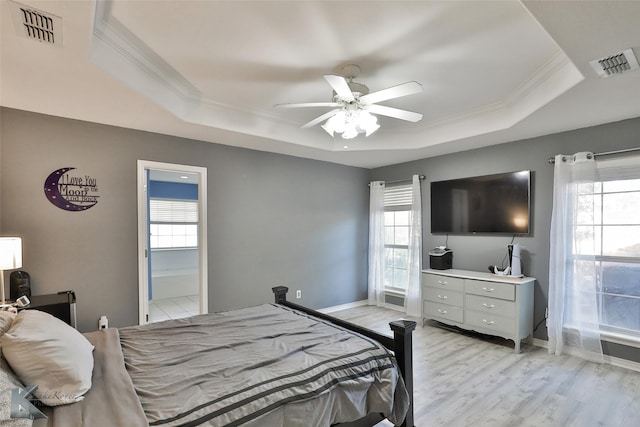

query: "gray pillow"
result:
(0, 310), (94, 406)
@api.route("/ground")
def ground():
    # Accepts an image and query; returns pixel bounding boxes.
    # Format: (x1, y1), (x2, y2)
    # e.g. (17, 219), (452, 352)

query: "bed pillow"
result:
(0, 310), (94, 406)
(0, 310), (16, 337)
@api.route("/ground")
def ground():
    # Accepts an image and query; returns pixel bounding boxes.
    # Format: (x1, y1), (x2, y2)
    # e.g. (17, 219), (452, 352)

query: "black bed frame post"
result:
(272, 286), (289, 304)
(390, 320), (416, 427)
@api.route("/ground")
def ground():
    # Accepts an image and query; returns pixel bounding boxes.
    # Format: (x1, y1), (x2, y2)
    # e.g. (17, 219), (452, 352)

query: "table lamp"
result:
(0, 237), (22, 307)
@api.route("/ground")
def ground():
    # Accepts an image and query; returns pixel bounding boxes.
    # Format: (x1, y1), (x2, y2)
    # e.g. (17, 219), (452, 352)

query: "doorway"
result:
(137, 160), (208, 324)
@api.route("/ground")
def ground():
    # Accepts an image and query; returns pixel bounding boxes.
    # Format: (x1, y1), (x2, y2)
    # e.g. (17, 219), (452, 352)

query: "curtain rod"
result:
(368, 175), (425, 187)
(548, 147), (640, 164)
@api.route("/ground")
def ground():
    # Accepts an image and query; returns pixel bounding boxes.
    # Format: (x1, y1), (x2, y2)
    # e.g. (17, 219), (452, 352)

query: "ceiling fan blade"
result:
(324, 75), (354, 102)
(368, 105), (423, 123)
(275, 102), (341, 109)
(360, 81), (422, 104)
(301, 109), (341, 129)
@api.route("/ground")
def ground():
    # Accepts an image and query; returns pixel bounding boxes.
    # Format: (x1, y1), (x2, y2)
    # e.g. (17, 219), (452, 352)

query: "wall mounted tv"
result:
(431, 170), (531, 235)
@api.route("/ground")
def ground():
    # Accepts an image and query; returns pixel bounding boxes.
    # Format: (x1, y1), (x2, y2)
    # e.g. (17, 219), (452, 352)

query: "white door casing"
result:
(137, 160), (208, 324)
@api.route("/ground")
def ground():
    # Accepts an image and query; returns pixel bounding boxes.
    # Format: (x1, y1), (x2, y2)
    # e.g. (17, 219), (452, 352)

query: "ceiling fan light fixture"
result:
(276, 65), (423, 140)
(323, 108), (380, 139)
(357, 110), (380, 136)
(342, 123), (359, 139)
(322, 111), (347, 136)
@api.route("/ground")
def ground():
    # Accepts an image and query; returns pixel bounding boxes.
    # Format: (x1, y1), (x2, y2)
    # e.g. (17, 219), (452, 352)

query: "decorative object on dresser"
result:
(422, 268), (535, 353)
(428, 246), (453, 270)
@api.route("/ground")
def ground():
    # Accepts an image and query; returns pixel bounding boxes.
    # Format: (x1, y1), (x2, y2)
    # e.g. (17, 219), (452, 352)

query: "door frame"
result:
(137, 160), (208, 325)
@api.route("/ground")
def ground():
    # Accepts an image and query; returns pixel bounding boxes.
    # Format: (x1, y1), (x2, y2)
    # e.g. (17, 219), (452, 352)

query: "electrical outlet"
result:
(296, 290), (301, 299)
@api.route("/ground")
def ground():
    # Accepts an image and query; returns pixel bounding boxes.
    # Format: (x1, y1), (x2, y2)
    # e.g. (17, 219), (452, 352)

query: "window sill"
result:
(150, 247), (198, 252)
(562, 324), (640, 349)
(600, 329), (640, 349)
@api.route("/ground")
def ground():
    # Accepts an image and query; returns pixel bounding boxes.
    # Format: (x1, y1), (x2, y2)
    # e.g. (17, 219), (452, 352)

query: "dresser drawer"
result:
(465, 279), (514, 301)
(465, 310), (515, 335)
(423, 274), (464, 292)
(465, 294), (516, 318)
(424, 287), (464, 307)
(424, 301), (464, 323)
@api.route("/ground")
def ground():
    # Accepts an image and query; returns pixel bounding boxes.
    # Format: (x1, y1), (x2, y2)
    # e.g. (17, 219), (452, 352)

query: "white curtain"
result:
(404, 175), (423, 317)
(548, 152), (603, 363)
(368, 181), (386, 306)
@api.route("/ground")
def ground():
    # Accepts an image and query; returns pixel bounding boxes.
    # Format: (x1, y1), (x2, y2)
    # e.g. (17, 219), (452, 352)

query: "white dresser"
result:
(422, 268), (535, 352)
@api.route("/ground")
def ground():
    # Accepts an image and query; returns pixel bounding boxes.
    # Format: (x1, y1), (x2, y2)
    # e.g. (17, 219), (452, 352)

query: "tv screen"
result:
(431, 170), (531, 235)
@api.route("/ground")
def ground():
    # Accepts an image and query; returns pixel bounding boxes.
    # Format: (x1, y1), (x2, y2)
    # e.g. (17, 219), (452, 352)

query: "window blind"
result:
(596, 155), (640, 181)
(150, 199), (198, 223)
(384, 184), (413, 207)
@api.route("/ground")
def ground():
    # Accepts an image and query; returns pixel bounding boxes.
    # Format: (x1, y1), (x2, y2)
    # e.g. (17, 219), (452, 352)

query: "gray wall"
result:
(2, 106), (638, 363)
(0, 108), (369, 332)
(371, 116), (640, 363)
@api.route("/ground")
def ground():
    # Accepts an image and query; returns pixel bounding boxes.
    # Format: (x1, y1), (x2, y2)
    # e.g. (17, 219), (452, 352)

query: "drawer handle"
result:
(482, 303), (496, 309)
(437, 294), (448, 300)
(482, 287), (495, 293)
(437, 309), (448, 314)
(437, 280), (448, 285)
(482, 319), (495, 325)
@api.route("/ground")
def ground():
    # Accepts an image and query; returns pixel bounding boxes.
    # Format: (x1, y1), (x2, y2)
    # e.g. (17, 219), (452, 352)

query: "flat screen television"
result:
(431, 170), (531, 235)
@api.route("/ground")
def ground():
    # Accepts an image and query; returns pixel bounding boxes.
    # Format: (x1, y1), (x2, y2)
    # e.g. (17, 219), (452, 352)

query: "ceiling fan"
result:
(275, 65), (423, 139)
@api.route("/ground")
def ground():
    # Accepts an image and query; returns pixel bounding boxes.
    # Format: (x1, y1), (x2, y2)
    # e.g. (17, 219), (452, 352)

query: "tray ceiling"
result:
(2, 1), (640, 168)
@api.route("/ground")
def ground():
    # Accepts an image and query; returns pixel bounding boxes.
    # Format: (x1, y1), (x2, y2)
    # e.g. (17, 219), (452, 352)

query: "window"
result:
(383, 185), (413, 293)
(149, 199), (198, 249)
(575, 174), (640, 341)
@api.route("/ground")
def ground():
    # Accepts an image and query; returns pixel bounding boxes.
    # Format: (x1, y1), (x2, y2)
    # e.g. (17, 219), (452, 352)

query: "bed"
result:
(0, 287), (415, 427)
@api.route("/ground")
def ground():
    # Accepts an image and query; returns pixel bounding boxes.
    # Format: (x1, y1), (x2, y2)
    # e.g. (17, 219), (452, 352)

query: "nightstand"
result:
(25, 291), (77, 328)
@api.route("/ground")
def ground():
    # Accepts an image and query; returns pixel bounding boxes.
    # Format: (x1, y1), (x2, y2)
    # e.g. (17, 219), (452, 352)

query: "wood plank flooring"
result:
(331, 305), (640, 427)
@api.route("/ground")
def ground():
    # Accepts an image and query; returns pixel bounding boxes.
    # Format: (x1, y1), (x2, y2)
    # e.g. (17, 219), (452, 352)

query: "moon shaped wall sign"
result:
(44, 167), (100, 211)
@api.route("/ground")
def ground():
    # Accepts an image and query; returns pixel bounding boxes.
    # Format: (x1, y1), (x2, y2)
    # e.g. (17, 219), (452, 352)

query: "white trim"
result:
(531, 338), (640, 373)
(136, 163), (149, 326)
(603, 354), (640, 373)
(600, 329), (640, 348)
(137, 160), (208, 325)
(317, 300), (368, 314)
(531, 338), (549, 348)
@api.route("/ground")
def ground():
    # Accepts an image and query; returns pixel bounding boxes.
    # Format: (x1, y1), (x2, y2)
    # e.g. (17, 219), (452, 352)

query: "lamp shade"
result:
(0, 237), (22, 270)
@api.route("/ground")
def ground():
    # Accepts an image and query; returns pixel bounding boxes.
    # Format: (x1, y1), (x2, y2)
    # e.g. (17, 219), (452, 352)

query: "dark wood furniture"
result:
(25, 291), (77, 328)
(272, 286), (416, 427)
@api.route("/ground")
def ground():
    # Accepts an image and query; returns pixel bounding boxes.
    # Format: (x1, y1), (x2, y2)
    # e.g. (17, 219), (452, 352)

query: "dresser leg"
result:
(514, 340), (521, 353)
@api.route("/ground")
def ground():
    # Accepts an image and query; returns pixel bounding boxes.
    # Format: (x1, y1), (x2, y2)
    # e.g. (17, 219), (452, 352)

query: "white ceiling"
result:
(2, 0), (639, 168)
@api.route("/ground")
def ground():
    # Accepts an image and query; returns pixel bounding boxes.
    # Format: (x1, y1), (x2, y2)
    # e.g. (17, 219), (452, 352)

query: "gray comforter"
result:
(52, 304), (409, 427)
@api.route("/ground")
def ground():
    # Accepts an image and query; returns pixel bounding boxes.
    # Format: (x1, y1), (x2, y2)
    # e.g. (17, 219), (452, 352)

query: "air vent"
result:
(590, 48), (639, 78)
(9, 0), (62, 46)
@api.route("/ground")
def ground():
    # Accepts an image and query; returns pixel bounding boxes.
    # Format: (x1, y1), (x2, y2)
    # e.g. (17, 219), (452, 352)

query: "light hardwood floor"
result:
(331, 305), (640, 427)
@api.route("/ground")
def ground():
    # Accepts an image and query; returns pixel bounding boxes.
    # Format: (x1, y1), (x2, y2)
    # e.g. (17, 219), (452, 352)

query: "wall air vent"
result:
(9, 0), (63, 46)
(589, 48), (639, 78)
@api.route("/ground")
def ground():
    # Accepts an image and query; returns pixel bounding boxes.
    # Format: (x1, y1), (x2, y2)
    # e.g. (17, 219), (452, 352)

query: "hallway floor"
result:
(149, 295), (200, 322)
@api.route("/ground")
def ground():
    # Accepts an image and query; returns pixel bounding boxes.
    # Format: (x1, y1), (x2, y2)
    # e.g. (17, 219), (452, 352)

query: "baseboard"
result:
(531, 338), (640, 373)
(317, 300), (368, 314)
(532, 338), (548, 348)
